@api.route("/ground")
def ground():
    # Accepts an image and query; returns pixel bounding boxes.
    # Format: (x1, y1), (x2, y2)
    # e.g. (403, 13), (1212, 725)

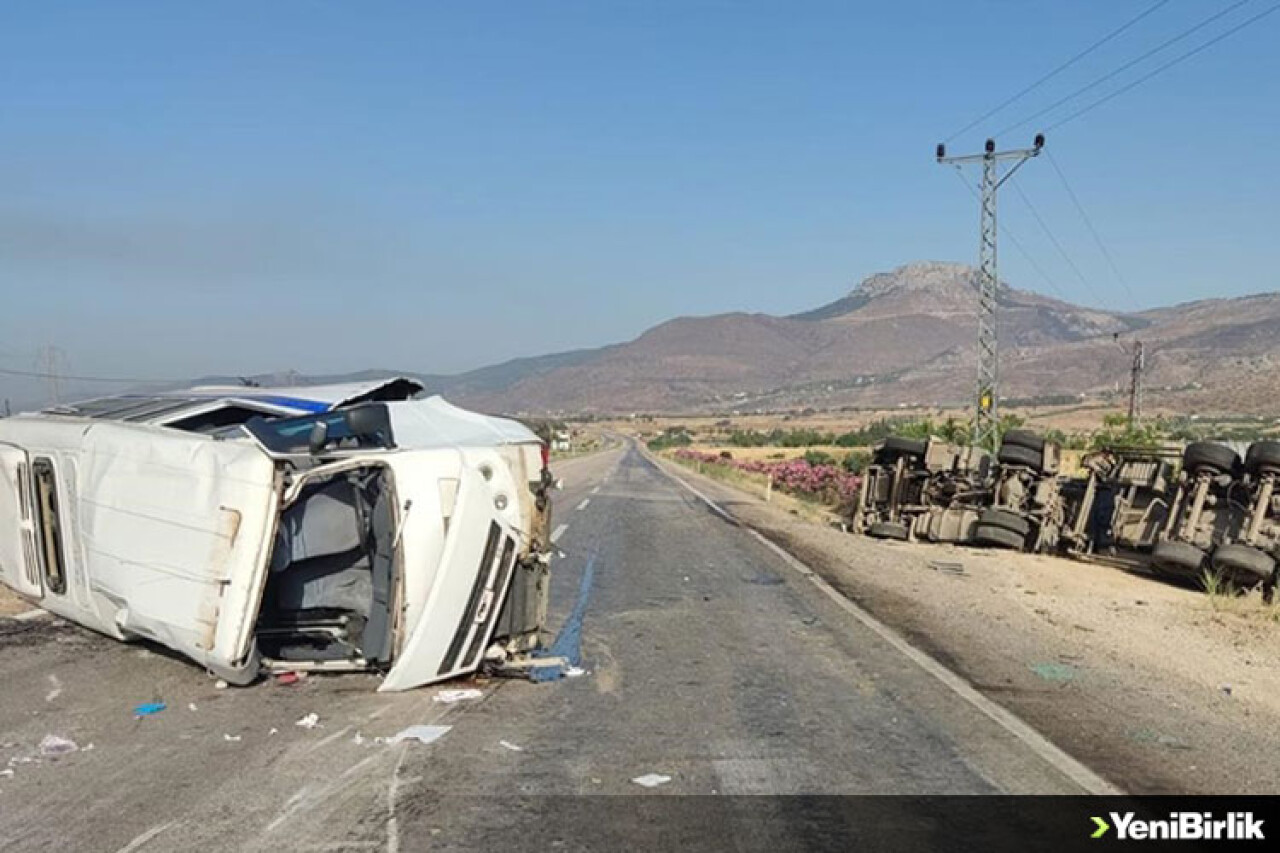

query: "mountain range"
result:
(203, 261), (1280, 416)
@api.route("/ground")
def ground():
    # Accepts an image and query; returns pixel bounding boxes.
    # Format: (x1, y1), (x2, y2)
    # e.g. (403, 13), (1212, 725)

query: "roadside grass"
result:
(1200, 569), (1237, 613)
(1200, 568), (1280, 623)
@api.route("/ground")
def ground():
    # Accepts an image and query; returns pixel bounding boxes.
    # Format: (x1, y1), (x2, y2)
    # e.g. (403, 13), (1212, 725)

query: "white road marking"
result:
(576, 498), (590, 511)
(45, 674), (62, 702)
(551, 524), (568, 543)
(12, 609), (49, 622)
(590, 486), (600, 495)
(114, 821), (178, 853)
(386, 745), (409, 853)
(649, 449), (1123, 796)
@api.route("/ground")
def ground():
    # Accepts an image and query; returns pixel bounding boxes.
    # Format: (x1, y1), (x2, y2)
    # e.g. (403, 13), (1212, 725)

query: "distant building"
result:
(551, 429), (571, 451)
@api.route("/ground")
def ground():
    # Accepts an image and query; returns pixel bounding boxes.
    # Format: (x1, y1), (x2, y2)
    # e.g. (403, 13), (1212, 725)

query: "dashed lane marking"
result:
(551, 524), (568, 543)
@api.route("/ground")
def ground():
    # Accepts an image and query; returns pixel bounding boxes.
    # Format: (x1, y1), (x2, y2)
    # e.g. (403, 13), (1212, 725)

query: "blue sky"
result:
(1, 1), (1277, 402)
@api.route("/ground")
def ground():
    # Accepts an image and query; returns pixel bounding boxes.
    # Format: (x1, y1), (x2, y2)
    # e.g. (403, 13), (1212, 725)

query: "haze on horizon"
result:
(2, 1), (1277, 406)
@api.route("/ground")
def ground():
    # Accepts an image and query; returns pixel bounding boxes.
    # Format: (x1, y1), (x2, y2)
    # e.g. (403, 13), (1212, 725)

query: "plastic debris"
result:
(564, 666), (587, 678)
(39, 735), (79, 757)
(433, 689), (483, 704)
(1029, 662), (1076, 682)
(223, 734), (242, 742)
(386, 725), (451, 746)
(353, 732), (366, 746)
(295, 713), (320, 729)
(928, 560), (966, 575)
(133, 702), (166, 717)
(276, 671), (307, 686)
(631, 773), (672, 788)
(214, 680), (229, 690)
(499, 740), (523, 752)
(268, 728), (279, 736)
(188, 703), (198, 712)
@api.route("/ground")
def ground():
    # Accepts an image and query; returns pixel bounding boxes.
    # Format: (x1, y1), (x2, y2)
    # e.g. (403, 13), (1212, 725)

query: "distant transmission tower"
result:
(936, 134), (1045, 452)
(1127, 339), (1144, 427)
(35, 345), (69, 405)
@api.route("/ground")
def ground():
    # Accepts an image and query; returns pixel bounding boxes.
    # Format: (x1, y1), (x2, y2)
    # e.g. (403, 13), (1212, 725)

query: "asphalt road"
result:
(0, 444), (1107, 852)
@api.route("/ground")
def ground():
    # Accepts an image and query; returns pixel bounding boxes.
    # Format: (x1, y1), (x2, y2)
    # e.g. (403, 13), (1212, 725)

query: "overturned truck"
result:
(854, 437), (992, 543)
(0, 379), (554, 691)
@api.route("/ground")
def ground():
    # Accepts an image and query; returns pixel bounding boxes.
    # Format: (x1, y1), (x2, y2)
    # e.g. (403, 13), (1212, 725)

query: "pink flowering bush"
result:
(672, 448), (861, 507)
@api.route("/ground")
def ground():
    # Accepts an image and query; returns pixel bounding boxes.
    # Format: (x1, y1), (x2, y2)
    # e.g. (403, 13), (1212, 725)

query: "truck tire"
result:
(1182, 441), (1239, 476)
(881, 436), (927, 456)
(1152, 539), (1206, 575)
(977, 507), (1032, 537)
(997, 443), (1043, 471)
(1244, 440), (1280, 475)
(868, 521), (910, 541)
(973, 524), (1026, 550)
(1212, 544), (1275, 586)
(1001, 430), (1046, 452)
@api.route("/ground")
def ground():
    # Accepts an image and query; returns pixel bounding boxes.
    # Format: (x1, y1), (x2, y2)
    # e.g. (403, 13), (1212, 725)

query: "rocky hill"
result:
(196, 261), (1280, 416)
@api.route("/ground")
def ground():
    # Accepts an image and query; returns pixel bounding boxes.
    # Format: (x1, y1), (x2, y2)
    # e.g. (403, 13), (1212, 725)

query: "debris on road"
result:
(188, 703), (198, 712)
(1, 769), (14, 778)
(214, 680), (229, 690)
(275, 671), (307, 686)
(631, 773), (672, 788)
(38, 735), (78, 757)
(499, 740), (523, 752)
(295, 713), (320, 729)
(223, 734), (242, 742)
(1220, 684), (1233, 697)
(45, 675), (62, 702)
(928, 560), (966, 576)
(564, 666), (587, 678)
(386, 725), (451, 746)
(133, 702), (166, 718)
(433, 688), (483, 704)
(268, 728), (279, 736)
(1029, 662), (1076, 682)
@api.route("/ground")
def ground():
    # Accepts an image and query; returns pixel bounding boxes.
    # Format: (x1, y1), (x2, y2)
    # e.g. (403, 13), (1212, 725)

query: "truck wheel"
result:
(868, 521), (910, 541)
(977, 507), (1032, 537)
(1212, 544), (1275, 586)
(973, 524), (1026, 550)
(1244, 440), (1280, 475)
(1152, 539), (1206, 575)
(1001, 430), (1046, 452)
(997, 443), (1043, 471)
(1182, 442), (1239, 477)
(881, 436), (927, 456)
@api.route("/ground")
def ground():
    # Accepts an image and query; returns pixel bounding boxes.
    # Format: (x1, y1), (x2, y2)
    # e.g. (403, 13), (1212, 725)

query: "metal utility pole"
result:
(1127, 339), (1144, 427)
(35, 344), (67, 406)
(936, 134), (1045, 452)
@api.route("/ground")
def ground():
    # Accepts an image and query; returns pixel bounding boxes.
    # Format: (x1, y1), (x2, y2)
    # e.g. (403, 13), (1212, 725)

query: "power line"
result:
(949, 167), (1070, 303)
(997, 0), (1256, 137)
(0, 365), (175, 384)
(1044, 149), (1137, 305)
(1009, 180), (1110, 310)
(1046, 1), (1280, 131)
(944, 0), (1171, 143)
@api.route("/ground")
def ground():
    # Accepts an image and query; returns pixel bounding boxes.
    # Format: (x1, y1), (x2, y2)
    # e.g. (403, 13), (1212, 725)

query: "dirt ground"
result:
(0, 584), (31, 617)
(657, 453), (1280, 795)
